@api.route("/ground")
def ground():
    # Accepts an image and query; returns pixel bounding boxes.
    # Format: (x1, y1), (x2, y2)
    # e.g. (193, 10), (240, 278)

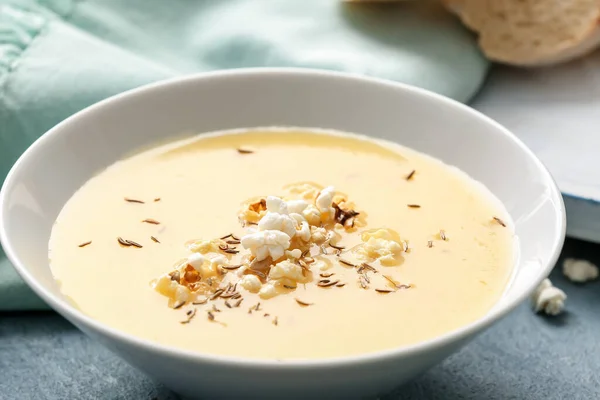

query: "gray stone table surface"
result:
(1, 238), (599, 400)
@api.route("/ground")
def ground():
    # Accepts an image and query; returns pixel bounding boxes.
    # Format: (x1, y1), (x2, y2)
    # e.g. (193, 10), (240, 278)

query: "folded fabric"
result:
(0, 0), (489, 310)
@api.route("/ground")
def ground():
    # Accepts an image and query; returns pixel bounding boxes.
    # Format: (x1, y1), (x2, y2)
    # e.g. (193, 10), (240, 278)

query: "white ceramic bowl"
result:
(0, 69), (565, 399)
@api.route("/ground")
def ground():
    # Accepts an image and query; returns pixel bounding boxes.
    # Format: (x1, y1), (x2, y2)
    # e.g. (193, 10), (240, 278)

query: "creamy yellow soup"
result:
(49, 128), (514, 360)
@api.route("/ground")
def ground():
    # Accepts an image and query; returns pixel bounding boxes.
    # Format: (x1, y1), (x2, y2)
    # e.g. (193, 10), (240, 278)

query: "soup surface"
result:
(49, 128), (514, 359)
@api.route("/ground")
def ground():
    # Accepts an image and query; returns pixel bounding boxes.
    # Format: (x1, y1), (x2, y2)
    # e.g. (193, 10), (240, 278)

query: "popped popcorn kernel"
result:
(234, 265), (248, 277)
(332, 200), (364, 229)
(206, 255), (228, 277)
(259, 283), (277, 299)
(185, 253), (224, 278)
(286, 249), (303, 259)
(302, 204), (322, 226)
(238, 197), (267, 225)
(310, 226), (329, 245)
(153, 274), (179, 298)
(316, 186), (336, 219)
(258, 212), (297, 238)
(175, 286), (191, 303)
(361, 228), (401, 243)
(288, 212), (306, 225)
(186, 253), (207, 271)
(266, 196), (289, 215)
(187, 239), (221, 254)
(332, 194), (347, 205)
(241, 230), (291, 261)
(210, 255), (228, 267)
(269, 260), (305, 282)
(239, 274), (262, 293)
(152, 273), (193, 306)
(296, 221), (311, 242)
(562, 258), (599, 283)
(287, 199), (309, 214)
(531, 278), (566, 316)
(356, 228), (404, 266)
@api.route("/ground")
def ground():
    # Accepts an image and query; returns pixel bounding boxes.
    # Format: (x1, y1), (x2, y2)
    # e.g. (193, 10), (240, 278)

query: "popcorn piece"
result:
(288, 212), (305, 225)
(187, 239), (220, 254)
(361, 228), (401, 243)
(287, 199), (309, 214)
(235, 265), (248, 277)
(239, 274), (262, 293)
(206, 255), (228, 277)
(241, 230), (291, 261)
(186, 253), (207, 271)
(175, 286), (190, 303)
(185, 253), (224, 278)
(259, 282), (277, 299)
(363, 240), (403, 266)
(258, 196), (309, 240)
(332, 200), (362, 229)
(315, 186), (336, 218)
(258, 212), (297, 238)
(266, 196), (289, 215)
(152, 275), (191, 304)
(302, 204), (322, 226)
(562, 258), (599, 283)
(357, 228), (403, 266)
(296, 221), (311, 242)
(286, 249), (302, 259)
(182, 267), (200, 284)
(268, 260), (305, 282)
(210, 255), (228, 267)
(153, 274), (179, 298)
(238, 198), (267, 225)
(310, 226), (329, 245)
(531, 278), (566, 316)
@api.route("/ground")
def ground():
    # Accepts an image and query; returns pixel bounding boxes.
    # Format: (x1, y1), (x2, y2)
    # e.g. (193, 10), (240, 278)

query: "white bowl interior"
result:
(1, 69), (564, 356)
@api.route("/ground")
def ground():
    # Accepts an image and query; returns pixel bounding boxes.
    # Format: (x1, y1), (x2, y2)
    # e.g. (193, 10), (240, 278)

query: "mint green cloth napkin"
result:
(0, 0), (489, 310)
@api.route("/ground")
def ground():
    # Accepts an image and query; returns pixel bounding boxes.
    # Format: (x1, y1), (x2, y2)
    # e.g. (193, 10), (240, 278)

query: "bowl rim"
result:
(0, 67), (566, 369)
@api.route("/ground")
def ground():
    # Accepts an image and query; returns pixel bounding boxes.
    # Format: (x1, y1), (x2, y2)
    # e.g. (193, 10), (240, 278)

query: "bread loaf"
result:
(442, 0), (600, 66)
